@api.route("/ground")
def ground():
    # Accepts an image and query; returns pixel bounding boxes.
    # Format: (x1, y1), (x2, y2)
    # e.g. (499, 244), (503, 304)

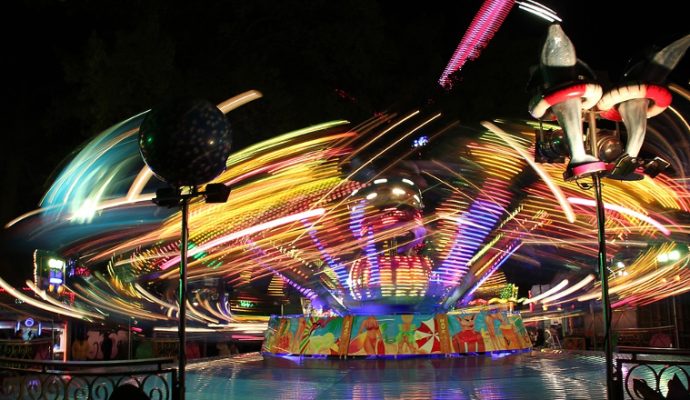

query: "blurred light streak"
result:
(135, 283), (178, 311)
(340, 113), (411, 163)
(577, 267), (670, 301)
(216, 90), (263, 114)
(459, 242), (521, 305)
(541, 274), (595, 304)
(154, 326), (217, 333)
(524, 279), (568, 304)
(439, 0), (515, 88)
(25, 280), (104, 319)
(224, 120), (349, 167)
(8, 106), (690, 321)
(0, 276), (90, 320)
(5, 207), (54, 228)
(482, 121), (576, 223)
(198, 297), (233, 323)
(567, 197), (671, 236)
(127, 167), (154, 201)
(186, 300), (219, 324)
(515, 1), (561, 22)
(70, 283), (170, 321)
(157, 208), (326, 271)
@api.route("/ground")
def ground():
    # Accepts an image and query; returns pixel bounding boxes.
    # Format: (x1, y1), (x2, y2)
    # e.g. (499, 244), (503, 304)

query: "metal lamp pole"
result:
(588, 112), (614, 398)
(149, 184), (227, 400)
(592, 173), (614, 398)
(178, 194), (190, 400)
(139, 99), (233, 400)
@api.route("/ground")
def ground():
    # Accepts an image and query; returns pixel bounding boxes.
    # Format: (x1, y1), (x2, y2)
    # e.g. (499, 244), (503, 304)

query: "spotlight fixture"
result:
(204, 183), (231, 203)
(656, 243), (689, 264)
(153, 187), (183, 208)
(642, 157), (671, 178)
(590, 130), (623, 163)
(535, 127), (626, 165)
(534, 128), (569, 163)
(535, 125), (670, 181)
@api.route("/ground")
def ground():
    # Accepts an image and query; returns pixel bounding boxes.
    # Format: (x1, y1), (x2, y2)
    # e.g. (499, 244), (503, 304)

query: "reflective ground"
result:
(186, 351), (608, 399)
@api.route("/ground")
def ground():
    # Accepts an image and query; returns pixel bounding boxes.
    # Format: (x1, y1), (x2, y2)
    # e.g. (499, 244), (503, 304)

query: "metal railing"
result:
(614, 325), (676, 348)
(0, 357), (177, 400)
(0, 340), (52, 360)
(615, 346), (690, 400)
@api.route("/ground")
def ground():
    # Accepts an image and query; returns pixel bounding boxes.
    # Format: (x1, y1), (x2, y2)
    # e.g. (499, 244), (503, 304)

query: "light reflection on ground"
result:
(186, 351), (610, 399)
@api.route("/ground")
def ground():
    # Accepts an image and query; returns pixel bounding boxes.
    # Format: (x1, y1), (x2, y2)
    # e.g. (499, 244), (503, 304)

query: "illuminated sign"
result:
(33, 250), (66, 290)
(238, 300), (254, 308)
(48, 259), (65, 285)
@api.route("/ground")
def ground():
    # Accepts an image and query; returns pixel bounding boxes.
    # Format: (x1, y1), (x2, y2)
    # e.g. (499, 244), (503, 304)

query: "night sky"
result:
(3, 0), (688, 226)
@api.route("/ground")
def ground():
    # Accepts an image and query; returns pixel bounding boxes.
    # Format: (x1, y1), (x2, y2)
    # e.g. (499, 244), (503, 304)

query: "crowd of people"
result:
(528, 323), (563, 349)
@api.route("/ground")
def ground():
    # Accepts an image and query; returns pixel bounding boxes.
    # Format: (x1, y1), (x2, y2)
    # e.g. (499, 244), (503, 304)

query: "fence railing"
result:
(0, 357), (177, 400)
(615, 346), (690, 400)
(0, 340), (52, 361)
(614, 325), (676, 348)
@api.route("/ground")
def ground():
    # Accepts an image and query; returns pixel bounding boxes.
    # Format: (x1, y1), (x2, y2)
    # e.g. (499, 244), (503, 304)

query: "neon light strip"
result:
(438, 178), (511, 285)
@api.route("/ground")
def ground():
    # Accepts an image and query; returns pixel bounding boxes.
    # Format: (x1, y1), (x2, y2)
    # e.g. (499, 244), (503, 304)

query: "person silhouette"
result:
(101, 331), (113, 361)
(109, 383), (149, 400)
(667, 373), (690, 399)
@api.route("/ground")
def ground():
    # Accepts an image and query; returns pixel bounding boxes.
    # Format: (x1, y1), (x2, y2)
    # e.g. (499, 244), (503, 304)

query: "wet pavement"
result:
(186, 350), (609, 399)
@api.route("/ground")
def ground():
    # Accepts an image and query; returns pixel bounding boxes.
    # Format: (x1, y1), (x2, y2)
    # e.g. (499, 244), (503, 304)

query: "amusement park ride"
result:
(1, 2), (689, 400)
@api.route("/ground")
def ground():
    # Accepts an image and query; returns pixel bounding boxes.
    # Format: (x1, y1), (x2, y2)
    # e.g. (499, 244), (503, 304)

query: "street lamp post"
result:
(587, 112), (615, 397)
(592, 172), (614, 396)
(138, 98), (233, 400)
(178, 194), (190, 400)
(150, 185), (230, 400)
(527, 26), (690, 400)
(150, 185), (229, 400)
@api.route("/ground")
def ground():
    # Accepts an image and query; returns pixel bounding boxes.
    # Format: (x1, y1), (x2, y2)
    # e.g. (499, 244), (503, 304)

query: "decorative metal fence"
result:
(0, 340), (51, 360)
(615, 346), (690, 400)
(0, 357), (177, 400)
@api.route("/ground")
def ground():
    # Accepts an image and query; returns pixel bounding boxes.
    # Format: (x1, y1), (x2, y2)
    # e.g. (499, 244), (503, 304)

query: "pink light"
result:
(159, 208), (325, 270)
(439, 0), (516, 88)
(567, 197), (671, 236)
(612, 295), (638, 309)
